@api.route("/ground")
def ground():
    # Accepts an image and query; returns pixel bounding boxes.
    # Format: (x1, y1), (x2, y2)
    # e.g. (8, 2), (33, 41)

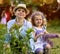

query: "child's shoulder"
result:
(24, 19), (32, 28)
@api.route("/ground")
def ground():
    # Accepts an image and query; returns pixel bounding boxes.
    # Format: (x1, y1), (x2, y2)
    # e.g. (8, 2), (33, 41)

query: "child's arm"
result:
(42, 31), (60, 40)
(34, 30), (48, 41)
(43, 34), (59, 38)
(44, 30), (49, 34)
(43, 32), (60, 39)
(34, 32), (44, 41)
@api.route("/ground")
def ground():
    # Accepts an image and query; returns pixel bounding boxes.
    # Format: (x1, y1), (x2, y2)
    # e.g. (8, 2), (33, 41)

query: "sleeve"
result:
(5, 20), (14, 43)
(27, 21), (32, 28)
(7, 20), (15, 33)
(29, 29), (35, 52)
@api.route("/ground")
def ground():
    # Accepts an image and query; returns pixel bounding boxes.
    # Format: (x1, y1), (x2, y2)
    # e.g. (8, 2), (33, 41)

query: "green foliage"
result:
(0, 24), (7, 54)
(47, 19), (60, 33)
(0, 24), (7, 35)
(9, 24), (34, 54)
(0, 24), (34, 54)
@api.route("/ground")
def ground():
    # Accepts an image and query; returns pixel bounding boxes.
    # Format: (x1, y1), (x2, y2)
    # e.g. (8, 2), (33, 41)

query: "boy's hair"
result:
(30, 11), (47, 27)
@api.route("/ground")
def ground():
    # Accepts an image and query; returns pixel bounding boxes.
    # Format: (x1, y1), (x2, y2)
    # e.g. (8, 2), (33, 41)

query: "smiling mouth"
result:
(18, 13), (23, 16)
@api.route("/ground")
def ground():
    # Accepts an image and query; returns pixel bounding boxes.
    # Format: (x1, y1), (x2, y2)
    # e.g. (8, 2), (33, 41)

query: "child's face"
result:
(34, 15), (43, 27)
(15, 8), (27, 18)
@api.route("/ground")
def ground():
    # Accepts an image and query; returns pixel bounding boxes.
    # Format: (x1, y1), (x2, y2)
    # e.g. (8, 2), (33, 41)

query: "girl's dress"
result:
(34, 27), (47, 51)
(31, 26), (59, 53)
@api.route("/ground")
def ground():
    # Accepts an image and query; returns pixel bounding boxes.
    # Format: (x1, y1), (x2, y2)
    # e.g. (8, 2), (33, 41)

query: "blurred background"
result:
(0, 0), (60, 54)
(0, 0), (60, 33)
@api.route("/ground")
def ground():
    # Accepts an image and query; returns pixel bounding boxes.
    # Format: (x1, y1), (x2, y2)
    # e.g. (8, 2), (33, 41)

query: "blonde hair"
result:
(31, 11), (47, 29)
(43, 17), (47, 29)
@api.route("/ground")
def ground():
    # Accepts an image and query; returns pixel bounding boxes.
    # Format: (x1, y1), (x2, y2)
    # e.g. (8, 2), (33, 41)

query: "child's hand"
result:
(40, 32), (44, 36)
(58, 34), (60, 38)
(54, 33), (60, 38)
(37, 32), (44, 37)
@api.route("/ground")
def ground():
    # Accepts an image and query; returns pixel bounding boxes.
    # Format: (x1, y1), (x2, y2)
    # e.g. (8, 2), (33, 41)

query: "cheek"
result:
(41, 20), (44, 25)
(34, 20), (36, 23)
(21, 12), (26, 16)
(15, 12), (19, 16)
(41, 20), (43, 23)
(34, 20), (38, 25)
(22, 13), (26, 18)
(15, 13), (17, 16)
(24, 13), (26, 16)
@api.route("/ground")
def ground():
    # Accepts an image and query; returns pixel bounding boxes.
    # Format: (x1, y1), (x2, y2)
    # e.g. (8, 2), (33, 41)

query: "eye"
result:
(22, 10), (25, 12)
(18, 9), (21, 11)
(18, 9), (25, 13)
(39, 19), (42, 20)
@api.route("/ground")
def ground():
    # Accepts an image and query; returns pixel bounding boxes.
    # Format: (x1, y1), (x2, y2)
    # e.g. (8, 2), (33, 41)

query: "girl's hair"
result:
(30, 11), (47, 28)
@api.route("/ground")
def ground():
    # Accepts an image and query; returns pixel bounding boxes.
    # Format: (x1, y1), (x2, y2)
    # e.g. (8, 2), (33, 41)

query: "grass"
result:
(47, 19), (60, 33)
(46, 19), (60, 54)
(47, 25), (60, 33)
(51, 38), (60, 54)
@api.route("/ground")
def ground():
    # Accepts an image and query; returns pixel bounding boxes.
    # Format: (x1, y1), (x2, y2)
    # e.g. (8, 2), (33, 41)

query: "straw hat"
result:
(13, 4), (29, 14)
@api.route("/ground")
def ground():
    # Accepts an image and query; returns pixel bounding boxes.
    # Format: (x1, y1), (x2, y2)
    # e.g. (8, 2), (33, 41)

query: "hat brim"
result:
(13, 6), (29, 15)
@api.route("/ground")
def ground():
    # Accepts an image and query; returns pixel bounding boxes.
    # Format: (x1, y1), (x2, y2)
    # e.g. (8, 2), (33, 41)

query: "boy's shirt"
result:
(5, 19), (32, 43)
(7, 19), (32, 32)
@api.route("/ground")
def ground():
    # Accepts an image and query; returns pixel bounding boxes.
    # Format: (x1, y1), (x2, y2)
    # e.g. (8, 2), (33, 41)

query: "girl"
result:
(30, 11), (60, 54)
